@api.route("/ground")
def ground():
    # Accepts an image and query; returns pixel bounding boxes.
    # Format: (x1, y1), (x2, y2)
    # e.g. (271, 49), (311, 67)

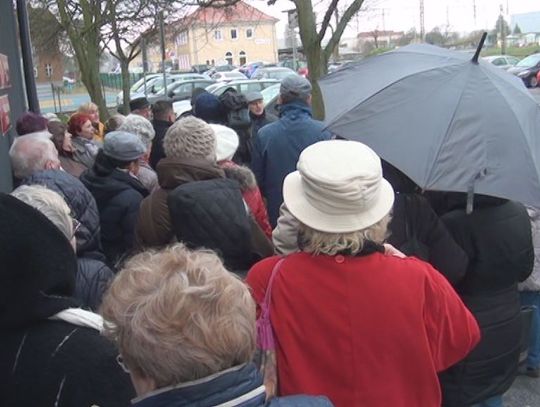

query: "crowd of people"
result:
(1, 74), (538, 407)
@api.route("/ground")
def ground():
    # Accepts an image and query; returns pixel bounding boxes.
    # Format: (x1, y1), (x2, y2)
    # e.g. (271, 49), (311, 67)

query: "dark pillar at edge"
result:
(16, 0), (39, 113)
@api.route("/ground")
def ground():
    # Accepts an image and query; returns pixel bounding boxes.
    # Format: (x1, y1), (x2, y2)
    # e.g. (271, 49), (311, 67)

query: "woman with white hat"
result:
(246, 140), (481, 407)
(212, 123), (272, 238)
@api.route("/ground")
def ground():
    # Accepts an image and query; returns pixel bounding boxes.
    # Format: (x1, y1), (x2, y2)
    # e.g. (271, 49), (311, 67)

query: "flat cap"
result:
(245, 91), (264, 104)
(280, 75), (312, 100)
(129, 97), (150, 112)
(103, 131), (146, 161)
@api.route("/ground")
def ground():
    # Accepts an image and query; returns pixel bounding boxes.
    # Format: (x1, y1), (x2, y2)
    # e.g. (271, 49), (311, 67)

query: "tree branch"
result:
(318, 0), (339, 43)
(324, 0), (365, 59)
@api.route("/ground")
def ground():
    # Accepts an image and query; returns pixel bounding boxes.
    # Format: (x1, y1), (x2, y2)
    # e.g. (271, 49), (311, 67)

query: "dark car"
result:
(508, 53), (540, 88)
(191, 64), (211, 74)
(148, 79), (216, 104)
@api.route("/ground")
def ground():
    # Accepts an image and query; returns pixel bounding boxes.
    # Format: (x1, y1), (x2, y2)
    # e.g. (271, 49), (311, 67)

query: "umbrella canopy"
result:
(320, 43), (540, 208)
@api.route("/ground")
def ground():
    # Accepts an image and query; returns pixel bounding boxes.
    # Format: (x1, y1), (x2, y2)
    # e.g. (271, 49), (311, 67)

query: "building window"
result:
(231, 29), (238, 40)
(214, 30), (222, 40)
(225, 51), (233, 65)
(239, 51), (246, 65)
(176, 31), (188, 45)
(246, 28), (253, 39)
(45, 63), (53, 78)
(211, 59), (215, 65)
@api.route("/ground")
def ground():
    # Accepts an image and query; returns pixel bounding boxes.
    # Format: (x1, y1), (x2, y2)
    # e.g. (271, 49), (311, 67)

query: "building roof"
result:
(187, 1), (278, 26)
(510, 11), (540, 34)
(357, 30), (405, 39)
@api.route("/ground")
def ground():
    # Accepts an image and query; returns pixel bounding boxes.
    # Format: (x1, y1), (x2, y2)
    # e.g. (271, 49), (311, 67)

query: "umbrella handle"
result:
(471, 32), (487, 64)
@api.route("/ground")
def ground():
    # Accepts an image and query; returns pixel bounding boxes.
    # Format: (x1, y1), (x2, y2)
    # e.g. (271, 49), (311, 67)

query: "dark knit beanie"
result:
(194, 93), (227, 124)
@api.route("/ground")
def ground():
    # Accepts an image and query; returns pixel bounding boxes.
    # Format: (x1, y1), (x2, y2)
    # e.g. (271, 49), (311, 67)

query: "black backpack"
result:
(218, 88), (251, 129)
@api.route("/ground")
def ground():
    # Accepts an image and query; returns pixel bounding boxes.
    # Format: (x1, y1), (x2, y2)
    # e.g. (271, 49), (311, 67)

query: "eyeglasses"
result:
(71, 218), (81, 238)
(116, 354), (130, 373)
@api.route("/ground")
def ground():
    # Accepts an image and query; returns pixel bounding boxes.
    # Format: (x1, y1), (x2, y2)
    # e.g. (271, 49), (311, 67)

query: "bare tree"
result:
(269, 0), (368, 119)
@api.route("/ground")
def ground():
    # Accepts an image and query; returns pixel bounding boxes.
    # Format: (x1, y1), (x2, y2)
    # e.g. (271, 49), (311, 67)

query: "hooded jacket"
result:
(81, 163), (148, 265)
(222, 162), (272, 238)
(0, 194), (134, 406)
(136, 156), (225, 248)
(21, 170), (114, 310)
(150, 119), (173, 169)
(250, 101), (331, 227)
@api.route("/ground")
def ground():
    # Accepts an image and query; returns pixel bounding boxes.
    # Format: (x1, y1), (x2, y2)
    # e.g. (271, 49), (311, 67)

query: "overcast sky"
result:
(247, 0), (539, 39)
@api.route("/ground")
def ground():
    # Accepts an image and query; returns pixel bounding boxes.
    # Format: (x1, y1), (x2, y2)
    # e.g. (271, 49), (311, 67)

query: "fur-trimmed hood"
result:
(221, 162), (257, 192)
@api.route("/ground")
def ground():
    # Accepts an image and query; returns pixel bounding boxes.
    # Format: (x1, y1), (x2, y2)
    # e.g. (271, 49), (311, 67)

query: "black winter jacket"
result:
(388, 193), (468, 285)
(21, 170), (114, 310)
(76, 258), (114, 311)
(167, 178), (264, 275)
(81, 167), (148, 265)
(438, 196), (534, 406)
(250, 110), (277, 139)
(150, 119), (172, 169)
(0, 193), (135, 407)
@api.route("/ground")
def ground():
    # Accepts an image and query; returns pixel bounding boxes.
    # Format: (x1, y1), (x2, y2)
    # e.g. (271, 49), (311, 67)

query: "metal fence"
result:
(100, 73), (145, 90)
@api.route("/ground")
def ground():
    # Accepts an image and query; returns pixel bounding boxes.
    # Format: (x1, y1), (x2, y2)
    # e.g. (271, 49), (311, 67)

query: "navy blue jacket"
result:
(250, 102), (331, 227)
(133, 363), (332, 407)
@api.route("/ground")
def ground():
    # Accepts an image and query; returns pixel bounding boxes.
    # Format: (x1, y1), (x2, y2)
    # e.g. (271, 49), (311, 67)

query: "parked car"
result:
(482, 55), (520, 71)
(239, 61), (276, 78)
(117, 73), (207, 106)
(279, 59), (309, 77)
(206, 64), (237, 77)
(211, 71), (247, 82)
(261, 83), (280, 115)
(508, 53), (540, 88)
(147, 79), (216, 104)
(191, 64), (211, 74)
(251, 67), (296, 80)
(173, 79), (280, 117)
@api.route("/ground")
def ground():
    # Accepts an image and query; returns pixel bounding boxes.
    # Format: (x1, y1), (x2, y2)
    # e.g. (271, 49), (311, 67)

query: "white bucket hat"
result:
(283, 140), (395, 233)
(211, 124), (239, 162)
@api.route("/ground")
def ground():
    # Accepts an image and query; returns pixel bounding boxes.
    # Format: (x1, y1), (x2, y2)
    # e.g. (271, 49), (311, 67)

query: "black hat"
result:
(129, 96), (150, 111)
(0, 194), (78, 328)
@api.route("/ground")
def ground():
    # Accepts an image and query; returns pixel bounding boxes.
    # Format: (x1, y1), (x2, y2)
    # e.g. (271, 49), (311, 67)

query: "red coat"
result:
(246, 252), (480, 407)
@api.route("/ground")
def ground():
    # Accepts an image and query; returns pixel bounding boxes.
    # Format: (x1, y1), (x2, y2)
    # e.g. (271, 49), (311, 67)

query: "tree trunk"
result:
(79, 56), (108, 120)
(305, 47), (326, 120)
(120, 59), (131, 115)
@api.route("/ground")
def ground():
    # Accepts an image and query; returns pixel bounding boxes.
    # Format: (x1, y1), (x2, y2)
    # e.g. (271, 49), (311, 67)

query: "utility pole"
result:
(473, 0), (477, 29)
(159, 11), (167, 95)
(419, 0), (425, 42)
(499, 4), (506, 55)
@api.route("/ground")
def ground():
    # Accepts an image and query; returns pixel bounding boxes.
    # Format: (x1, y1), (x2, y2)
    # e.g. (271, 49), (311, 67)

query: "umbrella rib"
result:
(423, 65), (473, 189)
(325, 61), (466, 130)
(481, 67), (533, 144)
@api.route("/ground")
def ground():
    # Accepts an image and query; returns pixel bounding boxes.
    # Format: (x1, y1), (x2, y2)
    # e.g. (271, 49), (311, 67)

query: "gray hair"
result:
(298, 213), (391, 256)
(9, 135), (60, 179)
(118, 114), (155, 149)
(11, 185), (73, 241)
(101, 244), (256, 387)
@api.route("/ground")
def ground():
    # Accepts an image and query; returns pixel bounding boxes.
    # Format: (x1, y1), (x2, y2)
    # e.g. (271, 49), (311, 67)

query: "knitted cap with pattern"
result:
(163, 116), (217, 161)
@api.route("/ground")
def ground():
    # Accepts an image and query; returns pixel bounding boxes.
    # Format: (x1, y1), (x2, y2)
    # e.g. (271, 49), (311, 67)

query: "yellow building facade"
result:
(148, 1), (278, 70)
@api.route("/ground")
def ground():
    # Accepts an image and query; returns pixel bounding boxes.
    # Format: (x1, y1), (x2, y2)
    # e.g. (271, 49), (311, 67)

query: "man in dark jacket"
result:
(250, 75), (331, 227)
(438, 194), (534, 407)
(246, 91), (277, 139)
(81, 131), (149, 265)
(150, 100), (176, 169)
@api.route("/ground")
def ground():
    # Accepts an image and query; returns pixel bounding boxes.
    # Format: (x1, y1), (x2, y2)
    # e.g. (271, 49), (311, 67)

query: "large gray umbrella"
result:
(320, 41), (540, 208)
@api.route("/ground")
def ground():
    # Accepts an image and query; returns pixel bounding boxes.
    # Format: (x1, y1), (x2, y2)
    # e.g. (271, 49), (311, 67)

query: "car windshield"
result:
(516, 54), (540, 68)
(261, 84), (280, 106)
